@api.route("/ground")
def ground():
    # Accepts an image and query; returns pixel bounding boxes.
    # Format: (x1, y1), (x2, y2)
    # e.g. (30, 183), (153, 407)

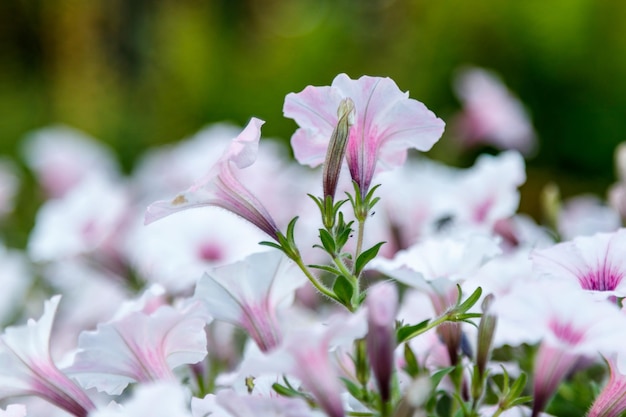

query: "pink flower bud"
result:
(366, 282), (398, 402)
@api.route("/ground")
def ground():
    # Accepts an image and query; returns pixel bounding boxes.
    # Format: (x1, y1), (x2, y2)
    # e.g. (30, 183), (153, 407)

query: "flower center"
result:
(579, 267), (623, 291)
(548, 320), (585, 346)
(197, 242), (224, 262)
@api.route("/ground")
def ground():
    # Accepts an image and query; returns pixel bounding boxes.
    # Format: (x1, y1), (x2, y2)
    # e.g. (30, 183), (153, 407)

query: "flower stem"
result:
(353, 217), (366, 274)
(292, 256), (344, 305)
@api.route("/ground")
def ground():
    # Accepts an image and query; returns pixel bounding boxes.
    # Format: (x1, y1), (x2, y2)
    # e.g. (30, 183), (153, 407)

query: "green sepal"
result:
(334, 212), (353, 251)
(307, 194), (325, 212)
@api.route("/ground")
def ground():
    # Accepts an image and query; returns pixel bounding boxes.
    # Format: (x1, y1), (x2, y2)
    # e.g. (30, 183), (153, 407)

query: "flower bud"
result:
(322, 98), (355, 201)
(476, 294), (497, 379)
(366, 282), (398, 402)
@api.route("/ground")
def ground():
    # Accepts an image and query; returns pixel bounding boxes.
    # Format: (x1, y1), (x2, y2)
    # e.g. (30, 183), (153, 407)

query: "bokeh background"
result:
(2, 0), (626, 245)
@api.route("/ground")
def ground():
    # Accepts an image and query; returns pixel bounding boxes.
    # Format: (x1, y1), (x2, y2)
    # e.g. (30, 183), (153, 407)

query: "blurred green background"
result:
(2, 0), (626, 217)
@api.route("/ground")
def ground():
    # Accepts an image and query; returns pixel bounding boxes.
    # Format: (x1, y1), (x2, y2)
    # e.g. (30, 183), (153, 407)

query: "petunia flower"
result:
(28, 175), (130, 262)
(145, 118), (282, 241)
(491, 281), (626, 416)
(194, 251), (306, 352)
(88, 381), (192, 417)
(192, 389), (322, 417)
(0, 405), (27, 417)
(453, 67), (536, 155)
(371, 233), (501, 314)
(371, 233), (500, 365)
(0, 296), (95, 417)
(68, 302), (208, 395)
(531, 229), (626, 297)
(450, 151), (526, 229)
(284, 73), (445, 197)
(588, 356), (626, 417)
(126, 208), (269, 293)
(556, 195), (620, 241)
(21, 125), (120, 198)
(223, 309), (368, 417)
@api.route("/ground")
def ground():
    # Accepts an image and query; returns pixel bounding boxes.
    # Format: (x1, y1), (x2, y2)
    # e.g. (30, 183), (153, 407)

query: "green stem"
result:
(403, 313), (452, 342)
(380, 399), (392, 417)
(293, 256), (344, 306)
(353, 217), (366, 274)
(332, 255), (355, 281)
(333, 254), (360, 307)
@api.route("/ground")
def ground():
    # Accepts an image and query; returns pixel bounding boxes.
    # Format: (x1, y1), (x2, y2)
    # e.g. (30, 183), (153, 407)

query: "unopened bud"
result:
(323, 98), (355, 201)
(366, 282), (398, 402)
(476, 294), (497, 379)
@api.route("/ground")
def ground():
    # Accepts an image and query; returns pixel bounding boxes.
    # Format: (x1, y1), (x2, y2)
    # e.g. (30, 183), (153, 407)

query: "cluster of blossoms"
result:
(0, 70), (626, 417)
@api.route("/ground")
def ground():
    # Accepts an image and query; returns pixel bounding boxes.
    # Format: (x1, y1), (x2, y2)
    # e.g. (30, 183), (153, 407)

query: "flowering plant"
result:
(0, 72), (625, 417)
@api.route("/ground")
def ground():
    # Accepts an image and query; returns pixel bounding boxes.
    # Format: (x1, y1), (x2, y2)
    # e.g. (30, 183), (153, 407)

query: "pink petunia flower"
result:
(0, 296), (95, 417)
(145, 118), (281, 241)
(192, 389), (321, 417)
(28, 175), (130, 263)
(557, 195), (621, 241)
(194, 251), (306, 352)
(21, 125), (120, 198)
(68, 302), (208, 395)
(0, 405), (27, 417)
(453, 67), (536, 155)
(284, 73), (445, 197)
(531, 229), (626, 297)
(588, 356), (626, 417)
(491, 281), (626, 416)
(88, 381), (192, 417)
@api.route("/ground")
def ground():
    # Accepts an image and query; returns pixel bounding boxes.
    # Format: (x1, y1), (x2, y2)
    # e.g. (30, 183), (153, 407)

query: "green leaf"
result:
(340, 377), (364, 401)
(403, 344), (420, 377)
(259, 241), (283, 251)
(286, 217), (299, 245)
(396, 319), (430, 344)
(354, 241), (386, 276)
(509, 396), (533, 407)
(308, 264), (342, 276)
(307, 194), (324, 212)
(456, 286), (482, 313)
(318, 228), (336, 254)
(431, 366), (456, 389)
(272, 383), (298, 397)
(508, 372), (528, 400)
(456, 313), (483, 322)
(333, 275), (354, 306)
(335, 228), (352, 251)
